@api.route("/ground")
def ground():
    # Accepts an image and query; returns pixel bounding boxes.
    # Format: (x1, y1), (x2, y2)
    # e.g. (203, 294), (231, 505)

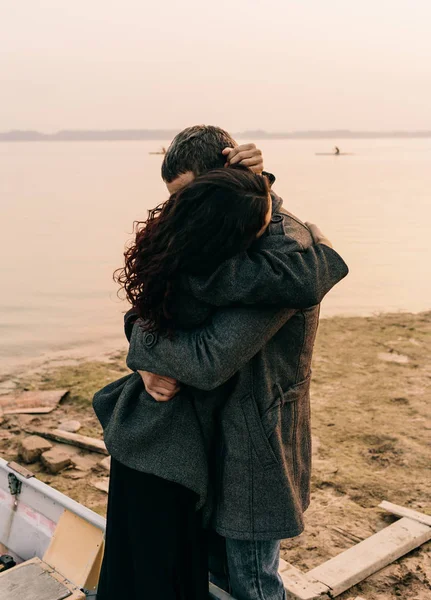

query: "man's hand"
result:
(222, 143), (264, 173)
(138, 370), (180, 402)
(305, 222), (333, 249)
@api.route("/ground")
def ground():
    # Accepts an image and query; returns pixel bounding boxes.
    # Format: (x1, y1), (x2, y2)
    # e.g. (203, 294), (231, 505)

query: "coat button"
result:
(271, 214), (284, 223)
(144, 332), (157, 347)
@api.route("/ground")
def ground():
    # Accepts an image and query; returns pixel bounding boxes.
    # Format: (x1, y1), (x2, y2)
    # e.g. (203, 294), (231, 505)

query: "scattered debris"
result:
(282, 503), (431, 599)
(24, 428), (108, 455)
(17, 414), (40, 427)
(63, 470), (88, 480)
(91, 478), (109, 493)
(0, 380), (17, 394)
(379, 501), (431, 528)
(20, 436), (53, 464)
(99, 456), (111, 472)
(70, 454), (95, 472)
(378, 352), (409, 364)
(41, 448), (73, 474)
(0, 389), (68, 415)
(58, 419), (81, 433)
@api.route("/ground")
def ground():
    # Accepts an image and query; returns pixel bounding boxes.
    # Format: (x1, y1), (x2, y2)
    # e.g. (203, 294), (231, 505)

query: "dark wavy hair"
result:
(115, 167), (270, 335)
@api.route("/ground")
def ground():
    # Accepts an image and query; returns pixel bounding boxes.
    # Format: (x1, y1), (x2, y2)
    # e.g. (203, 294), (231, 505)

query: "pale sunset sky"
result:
(1, 0), (430, 132)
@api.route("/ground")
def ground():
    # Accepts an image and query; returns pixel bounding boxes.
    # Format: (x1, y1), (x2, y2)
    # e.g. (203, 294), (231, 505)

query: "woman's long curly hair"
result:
(115, 167), (270, 335)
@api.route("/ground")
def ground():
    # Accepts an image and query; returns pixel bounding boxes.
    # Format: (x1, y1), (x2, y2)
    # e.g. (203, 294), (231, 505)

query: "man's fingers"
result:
(223, 144), (257, 162)
(233, 157), (262, 167)
(223, 143), (255, 156)
(229, 149), (262, 165)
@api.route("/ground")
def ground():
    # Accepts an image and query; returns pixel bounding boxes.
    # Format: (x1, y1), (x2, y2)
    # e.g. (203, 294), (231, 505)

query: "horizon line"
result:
(1, 128), (431, 141)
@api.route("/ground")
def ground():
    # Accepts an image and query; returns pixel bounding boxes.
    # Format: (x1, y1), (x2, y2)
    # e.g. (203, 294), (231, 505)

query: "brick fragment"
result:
(41, 448), (72, 474)
(20, 435), (53, 464)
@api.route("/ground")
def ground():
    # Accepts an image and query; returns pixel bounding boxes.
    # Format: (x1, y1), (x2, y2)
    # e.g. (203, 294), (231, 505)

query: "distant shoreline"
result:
(1, 129), (431, 142)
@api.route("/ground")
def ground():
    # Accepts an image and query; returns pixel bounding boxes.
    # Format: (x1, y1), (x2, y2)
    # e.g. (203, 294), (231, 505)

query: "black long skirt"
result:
(97, 458), (209, 600)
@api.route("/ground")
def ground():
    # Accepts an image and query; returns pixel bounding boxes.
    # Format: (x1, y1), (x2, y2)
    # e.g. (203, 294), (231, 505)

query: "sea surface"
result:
(1, 139), (430, 374)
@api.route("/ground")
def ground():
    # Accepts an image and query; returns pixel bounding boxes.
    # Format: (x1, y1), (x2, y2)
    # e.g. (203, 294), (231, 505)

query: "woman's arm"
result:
(186, 240), (347, 308)
(185, 198), (349, 308)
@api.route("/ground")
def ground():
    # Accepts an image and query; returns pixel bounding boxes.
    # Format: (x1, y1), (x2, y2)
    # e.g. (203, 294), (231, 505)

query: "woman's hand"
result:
(138, 370), (180, 402)
(222, 143), (264, 173)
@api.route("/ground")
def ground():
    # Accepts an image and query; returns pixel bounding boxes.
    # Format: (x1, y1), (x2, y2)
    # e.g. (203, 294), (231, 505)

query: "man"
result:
(128, 125), (348, 599)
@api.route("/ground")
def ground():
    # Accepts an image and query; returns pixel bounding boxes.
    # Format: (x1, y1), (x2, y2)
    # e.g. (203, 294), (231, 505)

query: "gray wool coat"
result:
(93, 194), (348, 540)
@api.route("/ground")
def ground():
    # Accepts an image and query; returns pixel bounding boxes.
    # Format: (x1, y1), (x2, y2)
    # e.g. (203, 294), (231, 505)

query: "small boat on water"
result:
(316, 146), (354, 156)
(149, 146), (167, 155)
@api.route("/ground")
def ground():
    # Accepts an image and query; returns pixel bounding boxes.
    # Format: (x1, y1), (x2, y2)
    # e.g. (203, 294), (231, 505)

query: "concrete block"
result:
(41, 448), (72, 474)
(20, 435), (53, 464)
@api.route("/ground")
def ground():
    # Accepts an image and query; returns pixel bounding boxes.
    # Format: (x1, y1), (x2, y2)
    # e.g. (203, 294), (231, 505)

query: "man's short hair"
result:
(161, 125), (237, 183)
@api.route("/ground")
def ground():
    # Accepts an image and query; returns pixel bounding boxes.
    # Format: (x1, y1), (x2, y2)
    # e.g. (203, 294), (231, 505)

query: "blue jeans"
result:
(208, 532), (286, 600)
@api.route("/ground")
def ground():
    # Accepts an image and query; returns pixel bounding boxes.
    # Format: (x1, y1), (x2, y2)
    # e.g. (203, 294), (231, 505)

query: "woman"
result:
(94, 167), (272, 600)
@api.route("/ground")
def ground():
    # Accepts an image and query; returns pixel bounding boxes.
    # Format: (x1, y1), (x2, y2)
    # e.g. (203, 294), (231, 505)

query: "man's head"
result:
(161, 125), (237, 194)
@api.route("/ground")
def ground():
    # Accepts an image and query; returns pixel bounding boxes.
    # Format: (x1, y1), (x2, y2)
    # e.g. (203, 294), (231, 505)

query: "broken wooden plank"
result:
(279, 557), (289, 572)
(209, 582), (236, 600)
(24, 428), (108, 455)
(0, 390), (68, 415)
(379, 500), (431, 528)
(280, 563), (330, 600)
(307, 517), (431, 597)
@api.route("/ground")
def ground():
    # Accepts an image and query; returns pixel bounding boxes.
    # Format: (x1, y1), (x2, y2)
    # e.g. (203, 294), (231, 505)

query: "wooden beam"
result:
(279, 557), (289, 572)
(280, 563), (331, 600)
(307, 517), (431, 597)
(24, 428), (108, 455)
(379, 501), (431, 528)
(0, 390), (68, 415)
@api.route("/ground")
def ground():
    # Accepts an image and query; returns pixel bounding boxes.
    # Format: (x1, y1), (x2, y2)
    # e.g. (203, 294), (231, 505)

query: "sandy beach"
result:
(0, 311), (430, 599)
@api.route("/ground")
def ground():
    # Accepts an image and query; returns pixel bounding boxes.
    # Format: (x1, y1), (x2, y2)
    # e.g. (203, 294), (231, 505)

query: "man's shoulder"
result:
(266, 205), (313, 251)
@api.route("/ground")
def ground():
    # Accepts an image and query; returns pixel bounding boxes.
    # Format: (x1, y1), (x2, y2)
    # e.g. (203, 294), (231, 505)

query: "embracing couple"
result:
(93, 125), (349, 600)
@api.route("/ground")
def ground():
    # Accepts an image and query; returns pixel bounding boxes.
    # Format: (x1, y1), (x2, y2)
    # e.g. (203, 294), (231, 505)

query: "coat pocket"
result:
(262, 374), (312, 438)
(240, 393), (279, 469)
(266, 375), (312, 499)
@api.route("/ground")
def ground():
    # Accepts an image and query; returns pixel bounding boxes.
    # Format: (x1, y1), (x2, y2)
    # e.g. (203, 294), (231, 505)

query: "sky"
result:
(1, 0), (431, 132)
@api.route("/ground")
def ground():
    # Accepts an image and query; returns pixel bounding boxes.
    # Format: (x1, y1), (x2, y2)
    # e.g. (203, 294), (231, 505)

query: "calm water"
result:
(1, 139), (430, 374)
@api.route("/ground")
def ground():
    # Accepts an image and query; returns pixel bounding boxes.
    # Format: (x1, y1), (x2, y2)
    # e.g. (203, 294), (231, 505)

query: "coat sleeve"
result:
(127, 307), (295, 391)
(186, 239), (349, 308)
